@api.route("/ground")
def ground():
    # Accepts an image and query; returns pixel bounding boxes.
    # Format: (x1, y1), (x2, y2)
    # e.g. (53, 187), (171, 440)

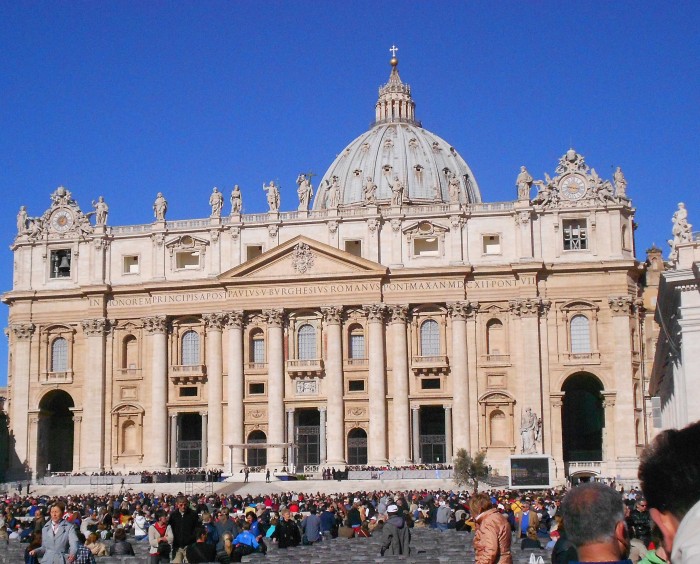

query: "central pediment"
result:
(219, 236), (387, 282)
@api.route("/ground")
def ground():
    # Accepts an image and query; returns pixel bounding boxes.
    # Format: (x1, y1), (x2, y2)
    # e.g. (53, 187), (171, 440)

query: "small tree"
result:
(453, 448), (489, 493)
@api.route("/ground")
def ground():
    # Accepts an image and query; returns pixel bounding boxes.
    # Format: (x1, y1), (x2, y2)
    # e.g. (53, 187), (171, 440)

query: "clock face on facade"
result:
(50, 208), (74, 233)
(559, 174), (587, 200)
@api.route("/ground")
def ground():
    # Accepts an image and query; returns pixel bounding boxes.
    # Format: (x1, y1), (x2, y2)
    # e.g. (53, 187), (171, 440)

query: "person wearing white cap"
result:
(380, 504), (411, 556)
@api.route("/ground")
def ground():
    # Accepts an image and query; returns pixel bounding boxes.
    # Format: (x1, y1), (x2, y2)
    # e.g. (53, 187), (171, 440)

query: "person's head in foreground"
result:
(639, 419), (700, 559)
(560, 482), (629, 562)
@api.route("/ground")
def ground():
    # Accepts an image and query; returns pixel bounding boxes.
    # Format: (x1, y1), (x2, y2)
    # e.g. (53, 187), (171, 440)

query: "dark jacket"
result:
(274, 518), (301, 549)
(186, 541), (217, 563)
(628, 510), (652, 546)
(551, 531), (578, 564)
(381, 515), (411, 556)
(108, 540), (135, 556)
(168, 508), (199, 551)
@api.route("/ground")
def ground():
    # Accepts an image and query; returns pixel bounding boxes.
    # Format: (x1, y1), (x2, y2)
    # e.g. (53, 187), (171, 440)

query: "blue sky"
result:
(1, 1), (698, 386)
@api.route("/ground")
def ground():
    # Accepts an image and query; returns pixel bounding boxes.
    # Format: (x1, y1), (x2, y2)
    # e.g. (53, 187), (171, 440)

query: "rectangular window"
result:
(344, 239), (362, 257)
(482, 235), (501, 255)
(350, 334), (365, 359)
(179, 386), (198, 397)
(252, 338), (265, 364)
(651, 396), (662, 428)
(421, 378), (441, 390)
(50, 250), (72, 278)
(563, 219), (588, 250)
(246, 245), (263, 260)
(348, 379), (365, 392)
(176, 251), (200, 269)
(123, 255), (140, 274)
(249, 382), (265, 395)
(413, 237), (439, 257)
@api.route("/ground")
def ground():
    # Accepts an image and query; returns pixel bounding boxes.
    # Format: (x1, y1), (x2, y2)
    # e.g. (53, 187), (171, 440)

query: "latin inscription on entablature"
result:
(381, 279), (464, 293)
(466, 276), (536, 289)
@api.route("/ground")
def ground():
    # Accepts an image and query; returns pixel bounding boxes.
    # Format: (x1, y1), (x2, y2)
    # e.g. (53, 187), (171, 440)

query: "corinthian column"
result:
(388, 305), (410, 464)
(10, 323), (34, 473)
(144, 316), (169, 470)
(364, 304), (388, 465)
(81, 318), (110, 472)
(226, 311), (245, 473)
(203, 313), (226, 469)
(448, 302), (474, 456)
(264, 309), (285, 466)
(322, 306), (345, 465)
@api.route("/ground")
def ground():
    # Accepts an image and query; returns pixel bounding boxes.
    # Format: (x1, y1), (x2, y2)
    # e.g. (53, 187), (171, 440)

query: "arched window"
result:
(486, 319), (505, 355)
(489, 410), (507, 446)
(250, 329), (265, 365)
(348, 324), (365, 359)
(181, 330), (200, 365)
(247, 430), (267, 467)
(122, 335), (137, 369)
(298, 324), (316, 360)
(570, 315), (591, 354)
(420, 319), (440, 356)
(51, 337), (68, 372)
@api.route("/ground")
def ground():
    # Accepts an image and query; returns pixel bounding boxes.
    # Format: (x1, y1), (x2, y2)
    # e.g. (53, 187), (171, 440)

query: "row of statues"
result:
(668, 202), (693, 262)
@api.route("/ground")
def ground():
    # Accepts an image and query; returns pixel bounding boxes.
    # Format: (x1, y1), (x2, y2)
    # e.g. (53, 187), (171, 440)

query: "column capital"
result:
(509, 298), (550, 317)
(203, 312), (226, 331)
(200, 411), (209, 417)
(263, 308), (285, 328)
(549, 392), (565, 408)
(10, 323), (35, 340)
(363, 304), (386, 322)
(447, 301), (479, 320)
(226, 311), (245, 329)
(387, 304), (409, 324)
(143, 315), (169, 334)
(318, 406), (327, 413)
(608, 296), (634, 316)
(601, 391), (617, 408)
(321, 306), (343, 325)
(286, 407), (295, 415)
(443, 404), (453, 411)
(81, 317), (110, 336)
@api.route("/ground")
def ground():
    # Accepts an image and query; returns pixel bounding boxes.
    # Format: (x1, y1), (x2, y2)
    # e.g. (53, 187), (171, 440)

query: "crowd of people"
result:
(5, 419), (699, 563)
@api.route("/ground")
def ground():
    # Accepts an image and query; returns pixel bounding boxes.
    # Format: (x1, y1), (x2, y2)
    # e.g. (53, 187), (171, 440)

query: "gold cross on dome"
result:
(389, 45), (398, 57)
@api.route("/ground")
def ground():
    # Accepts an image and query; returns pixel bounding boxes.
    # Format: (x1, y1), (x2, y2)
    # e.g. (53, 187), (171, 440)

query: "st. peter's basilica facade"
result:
(4, 56), (650, 484)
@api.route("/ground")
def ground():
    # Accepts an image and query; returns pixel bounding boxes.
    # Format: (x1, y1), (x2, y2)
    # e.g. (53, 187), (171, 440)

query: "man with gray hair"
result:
(560, 483), (631, 563)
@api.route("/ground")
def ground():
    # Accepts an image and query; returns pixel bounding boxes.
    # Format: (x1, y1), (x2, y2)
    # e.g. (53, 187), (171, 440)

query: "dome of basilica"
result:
(312, 57), (482, 210)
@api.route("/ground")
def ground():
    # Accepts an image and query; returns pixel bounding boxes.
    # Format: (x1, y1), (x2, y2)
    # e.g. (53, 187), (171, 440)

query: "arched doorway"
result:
(347, 428), (367, 465)
(38, 390), (75, 474)
(562, 373), (604, 462)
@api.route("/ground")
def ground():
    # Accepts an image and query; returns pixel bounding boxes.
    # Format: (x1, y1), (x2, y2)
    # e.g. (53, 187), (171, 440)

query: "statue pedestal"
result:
(297, 210), (309, 218)
(268, 211), (279, 220)
(153, 220), (166, 230)
(209, 216), (221, 226)
(230, 213), (241, 223)
(93, 225), (106, 235)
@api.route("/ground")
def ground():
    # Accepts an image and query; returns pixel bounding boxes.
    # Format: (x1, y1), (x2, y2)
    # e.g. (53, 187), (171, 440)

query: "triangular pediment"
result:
(219, 236), (387, 282)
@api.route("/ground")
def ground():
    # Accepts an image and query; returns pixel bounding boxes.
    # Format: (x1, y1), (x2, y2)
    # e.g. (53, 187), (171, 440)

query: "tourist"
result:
(559, 483), (631, 563)
(148, 509), (173, 563)
(109, 527), (135, 556)
(380, 504), (411, 556)
(273, 508), (301, 548)
(185, 526), (217, 563)
(232, 522), (260, 558)
(215, 531), (236, 563)
(514, 499), (539, 540)
(84, 533), (108, 557)
(214, 508), (239, 551)
(628, 497), (652, 548)
(74, 532), (96, 564)
(301, 506), (322, 544)
(520, 526), (542, 549)
(639, 420), (700, 563)
(169, 496), (198, 563)
(30, 502), (78, 562)
(24, 531), (42, 564)
(470, 492), (512, 563)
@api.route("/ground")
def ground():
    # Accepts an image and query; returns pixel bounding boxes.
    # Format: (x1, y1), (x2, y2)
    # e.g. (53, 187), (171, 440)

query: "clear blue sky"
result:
(1, 2), (698, 386)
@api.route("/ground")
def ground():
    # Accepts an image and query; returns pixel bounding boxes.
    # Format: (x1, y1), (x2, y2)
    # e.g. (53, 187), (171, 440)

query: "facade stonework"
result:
(4, 58), (649, 484)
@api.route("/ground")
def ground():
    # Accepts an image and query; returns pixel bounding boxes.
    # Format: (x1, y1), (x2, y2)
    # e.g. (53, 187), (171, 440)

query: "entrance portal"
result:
(177, 413), (202, 468)
(562, 373), (604, 462)
(347, 428), (367, 465)
(295, 409), (320, 467)
(419, 406), (445, 463)
(38, 390), (75, 474)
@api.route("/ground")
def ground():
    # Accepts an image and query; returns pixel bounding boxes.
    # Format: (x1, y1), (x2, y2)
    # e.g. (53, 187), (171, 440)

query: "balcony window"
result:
(51, 338), (68, 372)
(181, 330), (200, 366)
(297, 324), (316, 360)
(570, 315), (591, 354)
(420, 319), (440, 356)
